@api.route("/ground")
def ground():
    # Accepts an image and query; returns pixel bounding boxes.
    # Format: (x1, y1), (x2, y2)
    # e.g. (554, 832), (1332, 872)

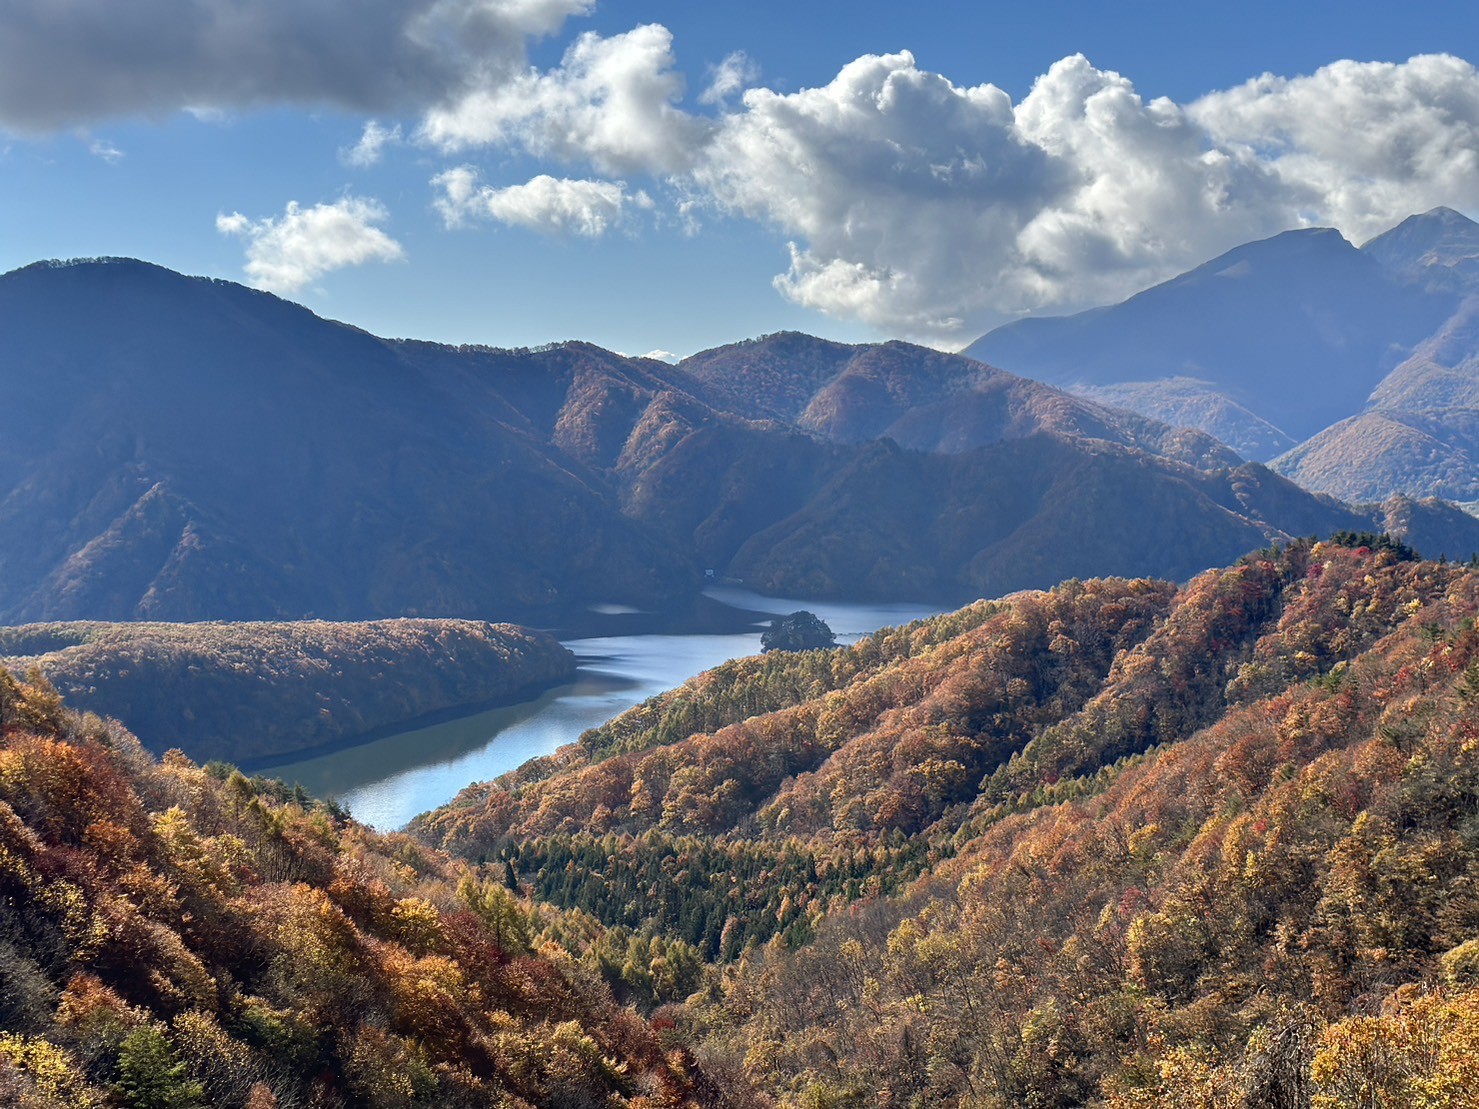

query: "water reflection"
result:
(261, 589), (944, 831)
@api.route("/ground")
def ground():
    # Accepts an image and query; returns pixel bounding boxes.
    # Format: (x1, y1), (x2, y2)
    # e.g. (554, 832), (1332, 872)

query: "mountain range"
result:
(964, 207), (1479, 505)
(3, 257), (1477, 626)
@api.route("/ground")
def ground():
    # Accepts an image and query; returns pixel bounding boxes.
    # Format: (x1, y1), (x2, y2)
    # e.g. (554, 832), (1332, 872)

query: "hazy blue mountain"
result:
(3, 257), (1475, 624)
(1270, 212), (1479, 501)
(1069, 377), (1297, 461)
(963, 223), (1461, 449)
(0, 259), (697, 623)
(1360, 206), (1479, 295)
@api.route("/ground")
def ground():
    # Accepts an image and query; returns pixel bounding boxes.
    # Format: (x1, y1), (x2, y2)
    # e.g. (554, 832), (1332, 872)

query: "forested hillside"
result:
(7, 258), (1479, 626)
(0, 619), (573, 765)
(677, 334), (1238, 468)
(419, 541), (1479, 1105)
(0, 670), (722, 1107)
(5, 542), (1478, 1106)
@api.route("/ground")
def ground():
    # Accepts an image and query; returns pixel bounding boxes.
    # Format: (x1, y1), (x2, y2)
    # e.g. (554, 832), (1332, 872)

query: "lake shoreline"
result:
(262, 589), (951, 828)
(247, 591), (778, 779)
(243, 667), (582, 777)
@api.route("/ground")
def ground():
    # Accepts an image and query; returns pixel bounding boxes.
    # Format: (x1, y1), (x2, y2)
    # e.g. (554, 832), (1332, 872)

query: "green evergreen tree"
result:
(114, 1027), (203, 1109)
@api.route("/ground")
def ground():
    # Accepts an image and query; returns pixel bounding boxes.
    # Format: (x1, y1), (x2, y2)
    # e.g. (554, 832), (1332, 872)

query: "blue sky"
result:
(2, 1), (1477, 357)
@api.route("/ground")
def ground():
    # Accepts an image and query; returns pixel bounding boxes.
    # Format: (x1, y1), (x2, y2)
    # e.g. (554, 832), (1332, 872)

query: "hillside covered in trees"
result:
(418, 541), (1479, 1105)
(0, 669), (725, 1107)
(0, 619), (573, 766)
(5, 258), (1479, 628)
(4, 542), (1478, 1106)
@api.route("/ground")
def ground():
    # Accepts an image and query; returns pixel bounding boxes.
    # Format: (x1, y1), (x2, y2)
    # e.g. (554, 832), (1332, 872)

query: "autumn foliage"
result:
(420, 541), (1479, 1106)
(0, 668), (719, 1107)
(6, 540), (1479, 1105)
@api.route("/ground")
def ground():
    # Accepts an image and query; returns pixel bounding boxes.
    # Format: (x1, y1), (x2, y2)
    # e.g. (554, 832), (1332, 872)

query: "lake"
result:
(260, 588), (945, 830)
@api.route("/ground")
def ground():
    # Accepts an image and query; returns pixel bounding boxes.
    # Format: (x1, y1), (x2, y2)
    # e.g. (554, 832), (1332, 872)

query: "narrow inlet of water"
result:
(261, 589), (945, 830)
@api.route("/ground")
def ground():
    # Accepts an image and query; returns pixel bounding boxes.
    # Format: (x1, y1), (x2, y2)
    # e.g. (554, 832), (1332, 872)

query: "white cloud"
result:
(342, 120), (402, 167)
(87, 138), (124, 164)
(433, 169), (647, 236)
(419, 39), (1326, 341)
(642, 348), (678, 362)
(1190, 54), (1479, 241)
(419, 24), (710, 174)
(699, 51), (758, 106)
(682, 52), (1302, 340)
(0, 0), (594, 130)
(216, 197), (405, 293)
(684, 51), (1479, 342)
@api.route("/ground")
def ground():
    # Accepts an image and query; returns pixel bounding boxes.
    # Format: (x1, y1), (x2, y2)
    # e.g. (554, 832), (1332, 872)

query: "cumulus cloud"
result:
(216, 197), (405, 293)
(1190, 54), (1479, 241)
(0, 0), (594, 130)
(342, 120), (402, 167)
(685, 52), (1302, 339)
(699, 52), (759, 106)
(684, 51), (1479, 341)
(433, 168), (648, 236)
(430, 39), (1479, 341)
(419, 23), (710, 174)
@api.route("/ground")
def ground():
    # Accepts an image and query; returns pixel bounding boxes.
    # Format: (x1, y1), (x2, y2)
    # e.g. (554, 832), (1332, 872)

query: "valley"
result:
(4, 539), (1476, 1107)
(6, 9), (1479, 1106)
(3, 215), (1479, 1109)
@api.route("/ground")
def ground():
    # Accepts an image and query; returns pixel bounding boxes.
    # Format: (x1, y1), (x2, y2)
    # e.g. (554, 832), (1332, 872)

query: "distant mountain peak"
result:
(1409, 205), (1474, 227)
(1191, 225), (1354, 269)
(1361, 206), (1479, 295)
(1361, 205), (1479, 244)
(963, 217), (1452, 443)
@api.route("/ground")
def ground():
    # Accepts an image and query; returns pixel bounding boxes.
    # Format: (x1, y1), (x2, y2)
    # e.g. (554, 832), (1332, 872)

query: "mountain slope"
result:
(4, 256), (1475, 626)
(681, 333), (1240, 469)
(0, 668), (720, 1106)
(964, 223), (1462, 448)
(625, 424), (1479, 601)
(1273, 293), (1479, 502)
(0, 259), (1245, 624)
(0, 259), (701, 624)
(1360, 205), (1479, 295)
(416, 542), (1479, 1106)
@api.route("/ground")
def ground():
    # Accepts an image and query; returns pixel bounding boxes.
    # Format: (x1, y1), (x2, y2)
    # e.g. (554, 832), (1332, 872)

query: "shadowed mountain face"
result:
(2, 257), (1476, 623)
(0, 617), (573, 764)
(0, 260), (695, 623)
(1268, 212), (1479, 503)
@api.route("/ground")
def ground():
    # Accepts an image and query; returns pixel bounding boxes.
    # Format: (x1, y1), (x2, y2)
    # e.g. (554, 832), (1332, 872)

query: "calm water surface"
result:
(261, 589), (943, 830)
